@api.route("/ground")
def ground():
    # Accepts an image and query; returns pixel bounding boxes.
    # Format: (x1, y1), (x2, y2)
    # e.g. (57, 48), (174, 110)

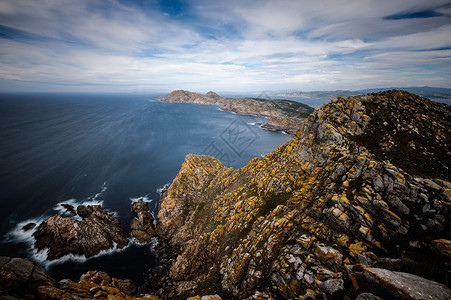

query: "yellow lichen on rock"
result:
(154, 90), (451, 299)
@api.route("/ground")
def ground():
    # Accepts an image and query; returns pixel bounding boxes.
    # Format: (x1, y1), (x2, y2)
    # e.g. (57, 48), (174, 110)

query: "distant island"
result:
(271, 86), (451, 102)
(155, 90), (314, 134)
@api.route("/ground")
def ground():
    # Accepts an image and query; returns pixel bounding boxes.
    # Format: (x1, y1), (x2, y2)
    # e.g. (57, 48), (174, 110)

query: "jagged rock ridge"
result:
(155, 90), (451, 299)
(156, 90), (314, 134)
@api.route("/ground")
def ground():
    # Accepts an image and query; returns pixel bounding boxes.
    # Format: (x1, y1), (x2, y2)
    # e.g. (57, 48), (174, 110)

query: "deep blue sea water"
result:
(0, 93), (291, 284)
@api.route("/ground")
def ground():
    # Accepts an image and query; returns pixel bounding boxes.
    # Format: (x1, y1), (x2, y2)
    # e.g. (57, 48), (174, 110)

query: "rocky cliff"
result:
(156, 90), (314, 134)
(155, 90), (451, 299)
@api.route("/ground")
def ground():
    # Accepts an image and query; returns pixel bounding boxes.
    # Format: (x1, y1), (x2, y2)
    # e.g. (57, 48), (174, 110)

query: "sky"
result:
(0, 0), (450, 93)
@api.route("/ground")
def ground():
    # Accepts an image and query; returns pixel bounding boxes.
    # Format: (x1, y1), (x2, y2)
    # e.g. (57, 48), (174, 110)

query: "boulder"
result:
(0, 256), (56, 295)
(359, 267), (451, 300)
(130, 198), (156, 243)
(80, 270), (137, 295)
(356, 293), (382, 300)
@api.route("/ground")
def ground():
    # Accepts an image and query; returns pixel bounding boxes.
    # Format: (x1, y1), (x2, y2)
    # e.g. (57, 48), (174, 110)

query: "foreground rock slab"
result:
(0, 256), (159, 299)
(33, 205), (129, 260)
(357, 267), (451, 300)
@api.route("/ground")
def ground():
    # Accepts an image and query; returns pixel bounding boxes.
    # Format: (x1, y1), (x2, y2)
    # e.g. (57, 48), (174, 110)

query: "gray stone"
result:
(318, 278), (344, 296)
(362, 267), (451, 300)
(373, 176), (384, 192)
(356, 293), (382, 300)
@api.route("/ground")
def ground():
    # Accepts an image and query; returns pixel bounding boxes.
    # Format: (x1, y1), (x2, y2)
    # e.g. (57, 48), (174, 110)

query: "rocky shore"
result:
(155, 90), (314, 134)
(2, 90), (450, 299)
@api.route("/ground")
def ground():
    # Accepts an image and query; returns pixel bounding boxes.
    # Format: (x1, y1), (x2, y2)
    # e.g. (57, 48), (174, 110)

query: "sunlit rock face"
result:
(156, 90), (451, 299)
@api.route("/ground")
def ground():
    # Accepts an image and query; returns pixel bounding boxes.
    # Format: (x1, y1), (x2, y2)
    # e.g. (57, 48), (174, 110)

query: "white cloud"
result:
(0, 0), (450, 92)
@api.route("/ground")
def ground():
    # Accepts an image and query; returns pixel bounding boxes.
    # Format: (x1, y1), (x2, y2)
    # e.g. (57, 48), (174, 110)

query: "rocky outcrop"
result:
(260, 116), (302, 133)
(33, 205), (129, 260)
(130, 198), (157, 243)
(156, 90), (314, 134)
(80, 270), (138, 295)
(0, 256), (159, 299)
(155, 90), (451, 298)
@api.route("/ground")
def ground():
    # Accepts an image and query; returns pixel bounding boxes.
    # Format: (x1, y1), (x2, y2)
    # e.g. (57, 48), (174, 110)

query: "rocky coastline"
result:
(2, 90), (450, 299)
(24, 198), (158, 262)
(154, 90), (451, 299)
(155, 90), (314, 134)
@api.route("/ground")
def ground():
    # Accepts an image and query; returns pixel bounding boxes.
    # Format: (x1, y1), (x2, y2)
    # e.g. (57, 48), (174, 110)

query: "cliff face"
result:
(156, 90), (314, 134)
(156, 90), (451, 299)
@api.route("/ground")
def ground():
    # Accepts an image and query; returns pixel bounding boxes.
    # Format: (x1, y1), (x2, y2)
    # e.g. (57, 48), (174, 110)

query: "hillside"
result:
(155, 90), (451, 299)
(156, 90), (314, 134)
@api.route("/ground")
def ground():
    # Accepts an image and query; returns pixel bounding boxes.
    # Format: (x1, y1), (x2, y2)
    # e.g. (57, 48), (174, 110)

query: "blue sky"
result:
(0, 0), (450, 93)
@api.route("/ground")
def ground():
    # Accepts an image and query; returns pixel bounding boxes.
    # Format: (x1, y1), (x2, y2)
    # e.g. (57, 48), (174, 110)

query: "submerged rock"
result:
(22, 222), (36, 231)
(33, 205), (129, 260)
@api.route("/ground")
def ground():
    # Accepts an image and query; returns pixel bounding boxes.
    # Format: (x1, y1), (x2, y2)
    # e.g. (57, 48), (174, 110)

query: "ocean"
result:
(0, 93), (292, 284)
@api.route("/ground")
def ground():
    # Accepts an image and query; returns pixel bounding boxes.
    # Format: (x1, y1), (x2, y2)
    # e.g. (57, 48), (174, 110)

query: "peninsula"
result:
(155, 90), (314, 134)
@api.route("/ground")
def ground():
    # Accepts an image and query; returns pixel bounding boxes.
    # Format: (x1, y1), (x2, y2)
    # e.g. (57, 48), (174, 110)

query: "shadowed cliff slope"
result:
(156, 90), (451, 299)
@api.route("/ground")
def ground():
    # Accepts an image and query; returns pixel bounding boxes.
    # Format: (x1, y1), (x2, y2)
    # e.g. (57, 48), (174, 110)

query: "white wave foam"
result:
(31, 240), (133, 269)
(5, 217), (46, 245)
(129, 195), (152, 204)
(5, 184), (127, 268)
(149, 236), (158, 252)
(53, 198), (104, 220)
(6, 214), (133, 269)
(90, 182), (107, 200)
(156, 183), (170, 194)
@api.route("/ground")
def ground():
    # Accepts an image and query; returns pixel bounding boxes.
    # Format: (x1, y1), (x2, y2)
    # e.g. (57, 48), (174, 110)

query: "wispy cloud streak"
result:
(0, 0), (450, 92)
